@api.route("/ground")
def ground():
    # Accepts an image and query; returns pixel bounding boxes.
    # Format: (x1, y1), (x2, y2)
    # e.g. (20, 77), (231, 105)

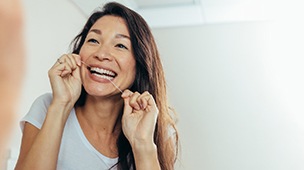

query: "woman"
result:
(15, 2), (178, 170)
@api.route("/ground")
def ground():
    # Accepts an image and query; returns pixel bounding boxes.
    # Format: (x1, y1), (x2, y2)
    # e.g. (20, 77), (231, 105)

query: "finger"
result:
(50, 57), (70, 76)
(147, 94), (159, 114)
(137, 91), (150, 110)
(48, 61), (66, 78)
(129, 91), (141, 110)
(60, 64), (72, 77)
(72, 54), (81, 66)
(63, 54), (75, 71)
(52, 54), (65, 67)
(59, 54), (81, 77)
(121, 89), (133, 98)
(72, 63), (82, 83)
(122, 93), (133, 116)
(67, 54), (81, 70)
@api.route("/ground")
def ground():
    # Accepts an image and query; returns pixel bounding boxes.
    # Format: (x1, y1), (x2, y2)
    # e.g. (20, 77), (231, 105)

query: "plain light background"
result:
(6, 0), (304, 169)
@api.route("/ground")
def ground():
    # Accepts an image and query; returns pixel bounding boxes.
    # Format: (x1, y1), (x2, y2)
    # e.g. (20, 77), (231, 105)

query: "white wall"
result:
(7, 0), (304, 170)
(153, 21), (304, 169)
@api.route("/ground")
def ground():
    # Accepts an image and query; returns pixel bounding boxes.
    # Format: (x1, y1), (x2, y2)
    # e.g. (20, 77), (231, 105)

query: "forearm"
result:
(133, 142), (161, 170)
(18, 104), (72, 170)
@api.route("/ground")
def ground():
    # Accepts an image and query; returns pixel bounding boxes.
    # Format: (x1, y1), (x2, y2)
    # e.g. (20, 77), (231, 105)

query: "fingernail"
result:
(135, 106), (141, 110)
(143, 103), (147, 109)
(121, 92), (126, 98)
(121, 90), (130, 97)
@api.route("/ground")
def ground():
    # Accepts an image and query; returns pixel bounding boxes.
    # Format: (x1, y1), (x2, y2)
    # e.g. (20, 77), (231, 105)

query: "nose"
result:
(94, 45), (113, 61)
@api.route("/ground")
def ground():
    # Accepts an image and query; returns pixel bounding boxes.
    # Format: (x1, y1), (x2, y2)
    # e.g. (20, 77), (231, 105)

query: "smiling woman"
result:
(78, 15), (136, 97)
(14, 2), (178, 170)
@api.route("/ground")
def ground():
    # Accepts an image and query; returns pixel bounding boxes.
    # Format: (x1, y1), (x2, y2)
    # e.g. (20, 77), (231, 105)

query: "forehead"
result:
(90, 15), (129, 35)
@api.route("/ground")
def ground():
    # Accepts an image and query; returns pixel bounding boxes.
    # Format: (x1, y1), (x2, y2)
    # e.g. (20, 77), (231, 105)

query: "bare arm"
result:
(132, 142), (161, 170)
(15, 54), (82, 170)
(121, 90), (161, 170)
(133, 134), (177, 170)
(15, 103), (73, 170)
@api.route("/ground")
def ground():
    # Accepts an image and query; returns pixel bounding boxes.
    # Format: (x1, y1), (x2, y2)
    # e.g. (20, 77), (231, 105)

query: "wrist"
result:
(51, 96), (75, 109)
(132, 140), (157, 156)
(47, 101), (74, 122)
(132, 141), (161, 170)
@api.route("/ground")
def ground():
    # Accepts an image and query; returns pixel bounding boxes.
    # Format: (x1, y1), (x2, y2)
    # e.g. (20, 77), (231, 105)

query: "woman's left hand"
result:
(121, 90), (159, 148)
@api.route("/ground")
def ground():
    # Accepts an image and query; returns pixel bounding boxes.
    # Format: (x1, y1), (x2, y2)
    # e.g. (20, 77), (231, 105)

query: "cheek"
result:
(78, 47), (89, 60)
(79, 48), (89, 78)
(119, 56), (136, 82)
(124, 58), (136, 76)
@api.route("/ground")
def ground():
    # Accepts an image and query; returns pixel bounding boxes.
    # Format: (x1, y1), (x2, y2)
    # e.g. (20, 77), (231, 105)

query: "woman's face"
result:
(79, 15), (136, 97)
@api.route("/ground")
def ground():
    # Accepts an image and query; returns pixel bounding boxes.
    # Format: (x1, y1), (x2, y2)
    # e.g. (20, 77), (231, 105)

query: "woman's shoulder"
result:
(20, 93), (53, 131)
(32, 92), (53, 107)
(36, 92), (53, 101)
(26, 92), (53, 120)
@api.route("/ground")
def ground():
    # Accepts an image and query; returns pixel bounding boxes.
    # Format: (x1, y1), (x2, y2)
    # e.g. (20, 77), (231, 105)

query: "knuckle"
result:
(48, 68), (54, 75)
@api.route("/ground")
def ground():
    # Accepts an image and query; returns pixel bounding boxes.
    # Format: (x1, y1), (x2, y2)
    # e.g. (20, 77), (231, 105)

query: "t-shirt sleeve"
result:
(20, 93), (53, 132)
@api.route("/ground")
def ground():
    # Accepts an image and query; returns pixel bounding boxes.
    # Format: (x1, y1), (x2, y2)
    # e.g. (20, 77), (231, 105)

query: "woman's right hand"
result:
(48, 54), (82, 107)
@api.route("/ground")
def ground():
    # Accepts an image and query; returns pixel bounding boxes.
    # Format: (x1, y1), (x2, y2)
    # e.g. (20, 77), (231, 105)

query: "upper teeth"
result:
(90, 67), (116, 76)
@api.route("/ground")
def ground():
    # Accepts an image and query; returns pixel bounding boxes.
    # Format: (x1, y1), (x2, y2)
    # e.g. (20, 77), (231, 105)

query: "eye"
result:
(115, 43), (128, 50)
(87, 38), (99, 44)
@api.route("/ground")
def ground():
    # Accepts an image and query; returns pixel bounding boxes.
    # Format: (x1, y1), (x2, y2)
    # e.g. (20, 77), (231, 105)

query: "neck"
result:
(76, 95), (124, 134)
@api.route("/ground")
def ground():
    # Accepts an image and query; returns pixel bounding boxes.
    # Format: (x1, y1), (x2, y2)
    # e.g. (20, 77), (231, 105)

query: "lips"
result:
(89, 66), (117, 80)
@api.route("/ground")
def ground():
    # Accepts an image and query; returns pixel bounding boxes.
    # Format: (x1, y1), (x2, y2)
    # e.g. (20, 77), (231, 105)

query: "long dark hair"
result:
(71, 2), (178, 170)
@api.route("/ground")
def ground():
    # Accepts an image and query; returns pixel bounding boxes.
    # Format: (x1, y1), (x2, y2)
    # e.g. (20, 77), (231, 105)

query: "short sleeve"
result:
(20, 93), (53, 132)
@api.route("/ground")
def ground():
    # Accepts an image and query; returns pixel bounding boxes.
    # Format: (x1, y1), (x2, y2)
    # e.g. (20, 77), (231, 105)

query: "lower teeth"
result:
(93, 73), (113, 80)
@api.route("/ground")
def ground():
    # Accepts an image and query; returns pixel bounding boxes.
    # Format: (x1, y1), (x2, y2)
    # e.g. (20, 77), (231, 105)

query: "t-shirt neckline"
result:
(71, 108), (118, 165)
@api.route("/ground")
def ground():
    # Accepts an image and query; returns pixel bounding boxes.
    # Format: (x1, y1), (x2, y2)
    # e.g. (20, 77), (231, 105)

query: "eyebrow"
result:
(89, 29), (130, 40)
(116, 34), (130, 40)
(89, 29), (101, 34)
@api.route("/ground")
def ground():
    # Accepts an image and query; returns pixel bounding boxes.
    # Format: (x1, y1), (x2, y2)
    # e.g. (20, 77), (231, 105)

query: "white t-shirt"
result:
(20, 93), (118, 170)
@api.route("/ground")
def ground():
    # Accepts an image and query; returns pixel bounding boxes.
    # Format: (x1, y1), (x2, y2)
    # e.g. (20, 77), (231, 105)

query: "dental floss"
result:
(81, 60), (90, 68)
(108, 79), (123, 93)
(80, 60), (123, 93)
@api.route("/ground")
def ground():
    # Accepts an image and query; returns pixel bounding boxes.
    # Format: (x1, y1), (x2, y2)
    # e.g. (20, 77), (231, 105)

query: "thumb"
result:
(75, 66), (81, 78)
(121, 90), (133, 115)
(72, 66), (82, 82)
(123, 97), (132, 115)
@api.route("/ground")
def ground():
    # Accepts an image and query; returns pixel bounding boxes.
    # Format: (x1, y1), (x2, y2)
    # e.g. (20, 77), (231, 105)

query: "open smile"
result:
(88, 66), (117, 80)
